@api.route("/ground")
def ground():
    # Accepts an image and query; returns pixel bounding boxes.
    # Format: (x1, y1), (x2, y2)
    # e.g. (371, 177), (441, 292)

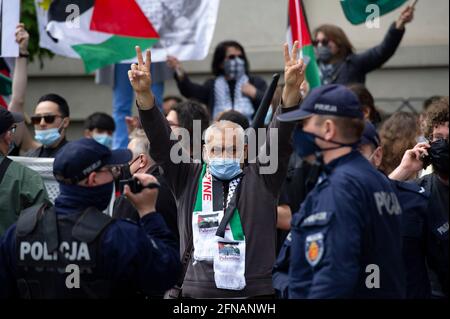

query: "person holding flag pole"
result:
(306, 0), (415, 86)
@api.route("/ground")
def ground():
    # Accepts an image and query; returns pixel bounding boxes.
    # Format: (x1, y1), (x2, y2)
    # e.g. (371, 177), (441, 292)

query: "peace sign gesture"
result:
(282, 41), (306, 108)
(128, 46), (153, 93)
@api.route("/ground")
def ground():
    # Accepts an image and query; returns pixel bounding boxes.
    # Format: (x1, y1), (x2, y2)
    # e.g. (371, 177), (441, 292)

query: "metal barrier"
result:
(7, 156), (115, 216)
(375, 97), (428, 114)
(8, 156), (60, 204)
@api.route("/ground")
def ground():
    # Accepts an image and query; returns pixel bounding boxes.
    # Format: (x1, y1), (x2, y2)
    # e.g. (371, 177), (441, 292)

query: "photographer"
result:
(389, 97), (449, 298)
(0, 138), (180, 299)
(113, 129), (179, 242)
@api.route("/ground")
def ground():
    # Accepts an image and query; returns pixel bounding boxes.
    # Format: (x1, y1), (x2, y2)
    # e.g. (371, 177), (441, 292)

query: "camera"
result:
(119, 178), (160, 193)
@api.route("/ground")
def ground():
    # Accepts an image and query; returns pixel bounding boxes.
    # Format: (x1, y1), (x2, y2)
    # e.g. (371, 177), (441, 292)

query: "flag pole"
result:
(251, 73), (280, 130)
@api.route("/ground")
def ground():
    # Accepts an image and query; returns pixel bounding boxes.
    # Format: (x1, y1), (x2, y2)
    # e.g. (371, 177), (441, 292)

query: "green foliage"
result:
(20, 0), (54, 67)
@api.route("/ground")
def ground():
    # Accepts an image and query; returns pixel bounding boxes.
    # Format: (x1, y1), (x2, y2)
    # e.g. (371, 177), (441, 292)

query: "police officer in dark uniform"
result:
(358, 121), (432, 298)
(0, 138), (181, 299)
(277, 84), (405, 298)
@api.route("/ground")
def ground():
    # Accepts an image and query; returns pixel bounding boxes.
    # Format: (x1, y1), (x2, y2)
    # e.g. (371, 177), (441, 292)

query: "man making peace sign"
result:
(130, 43), (304, 298)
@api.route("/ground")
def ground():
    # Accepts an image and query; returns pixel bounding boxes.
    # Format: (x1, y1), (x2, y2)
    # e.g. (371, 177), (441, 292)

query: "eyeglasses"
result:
(31, 114), (63, 125)
(8, 125), (17, 135)
(226, 54), (244, 60)
(100, 165), (123, 180)
(312, 39), (329, 47)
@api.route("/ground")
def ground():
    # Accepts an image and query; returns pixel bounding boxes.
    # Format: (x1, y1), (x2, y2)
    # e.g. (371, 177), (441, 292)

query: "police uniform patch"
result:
(305, 233), (324, 267)
(301, 211), (332, 227)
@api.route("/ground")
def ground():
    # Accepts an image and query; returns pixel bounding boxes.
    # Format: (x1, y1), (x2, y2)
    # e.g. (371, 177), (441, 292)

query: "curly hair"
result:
(424, 97), (449, 141)
(379, 112), (420, 175)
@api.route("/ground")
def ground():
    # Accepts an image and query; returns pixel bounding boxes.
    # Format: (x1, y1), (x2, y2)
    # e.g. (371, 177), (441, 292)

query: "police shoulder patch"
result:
(305, 232), (325, 267)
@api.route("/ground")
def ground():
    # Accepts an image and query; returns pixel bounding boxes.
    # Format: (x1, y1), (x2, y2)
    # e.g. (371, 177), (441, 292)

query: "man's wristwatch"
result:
(19, 52), (30, 58)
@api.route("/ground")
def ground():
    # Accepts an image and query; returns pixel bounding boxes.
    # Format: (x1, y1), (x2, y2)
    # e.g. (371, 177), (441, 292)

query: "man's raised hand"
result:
(128, 46), (154, 109)
(282, 41), (306, 108)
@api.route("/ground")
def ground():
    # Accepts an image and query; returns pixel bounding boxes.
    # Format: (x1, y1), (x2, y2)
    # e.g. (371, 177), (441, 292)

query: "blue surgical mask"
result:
(35, 128), (62, 146)
(293, 128), (321, 158)
(224, 57), (246, 80)
(93, 134), (113, 149)
(209, 158), (242, 181)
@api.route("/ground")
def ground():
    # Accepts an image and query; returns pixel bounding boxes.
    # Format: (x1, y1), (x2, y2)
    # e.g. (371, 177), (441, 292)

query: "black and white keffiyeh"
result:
(213, 75), (254, 121)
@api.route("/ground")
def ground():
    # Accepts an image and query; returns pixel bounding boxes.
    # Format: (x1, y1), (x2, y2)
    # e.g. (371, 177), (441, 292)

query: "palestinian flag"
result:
(341, 0), (408, 25)
(0, 58), (11, 108)
(41, 0), (159, 73)
(287, 0), (321, 89)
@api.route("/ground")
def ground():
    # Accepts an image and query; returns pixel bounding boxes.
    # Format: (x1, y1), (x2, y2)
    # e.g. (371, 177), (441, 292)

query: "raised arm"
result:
(8, 24), (39, 153)
(259, 42), (304, 195)
(389, 142), (429, 181)
(355, 5), (414, 74)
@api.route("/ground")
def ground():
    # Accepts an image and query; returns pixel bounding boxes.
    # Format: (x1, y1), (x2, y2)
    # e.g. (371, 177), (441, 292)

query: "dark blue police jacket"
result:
(391, 180), (430, 298)
(288, 151), (406, 299)
(0, 205), (181, 298)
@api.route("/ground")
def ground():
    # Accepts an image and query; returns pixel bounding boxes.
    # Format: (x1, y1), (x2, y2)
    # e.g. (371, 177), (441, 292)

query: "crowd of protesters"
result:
(0, 3), (448, 299)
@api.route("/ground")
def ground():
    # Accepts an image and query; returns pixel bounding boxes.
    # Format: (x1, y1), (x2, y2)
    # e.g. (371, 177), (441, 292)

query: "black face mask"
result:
(427, 139), (449, 176)
(120, 163), (132, 180)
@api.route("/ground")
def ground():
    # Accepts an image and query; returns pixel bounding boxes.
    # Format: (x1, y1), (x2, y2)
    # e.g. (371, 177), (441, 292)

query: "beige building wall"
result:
(24, 0), (449, 139)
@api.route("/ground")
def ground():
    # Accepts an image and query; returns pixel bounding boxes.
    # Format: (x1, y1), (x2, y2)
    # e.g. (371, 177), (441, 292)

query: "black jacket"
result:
(329, 23), (405, 85)
(24, 139), (68, 158)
